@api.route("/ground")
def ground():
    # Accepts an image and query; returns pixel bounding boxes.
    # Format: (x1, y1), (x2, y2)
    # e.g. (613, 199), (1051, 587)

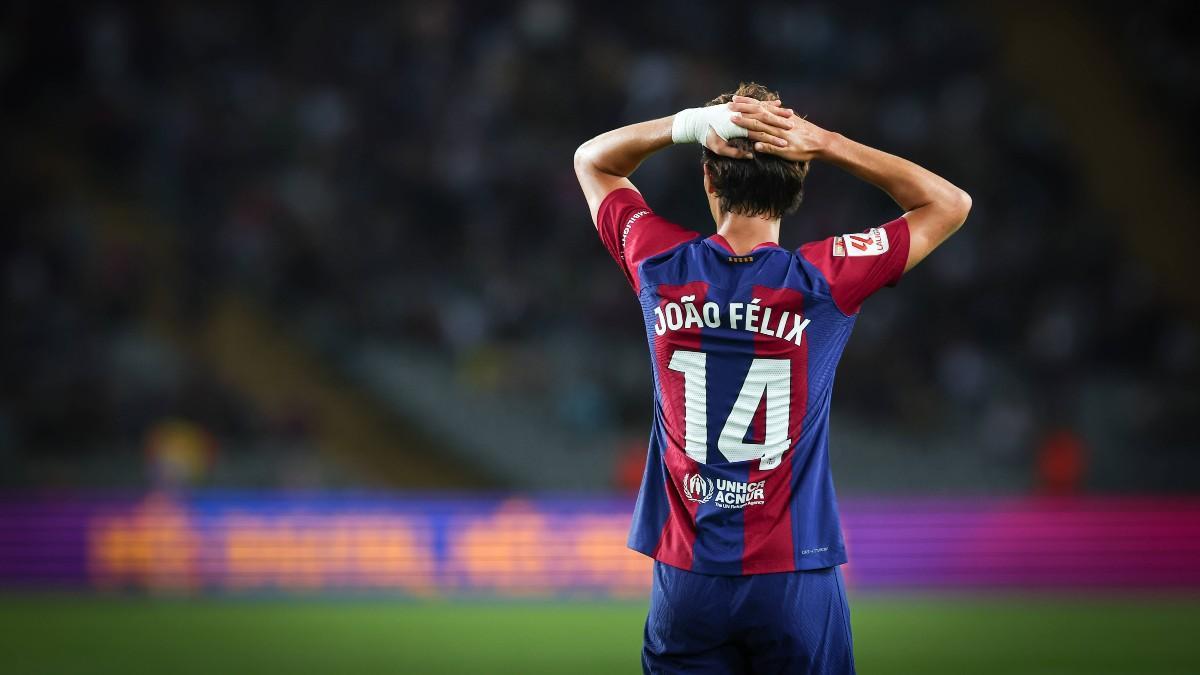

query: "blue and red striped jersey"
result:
(597, 188), (910, 575)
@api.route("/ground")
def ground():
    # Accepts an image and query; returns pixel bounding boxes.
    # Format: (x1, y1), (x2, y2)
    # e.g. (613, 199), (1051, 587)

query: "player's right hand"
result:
(728, 95), (829, 162)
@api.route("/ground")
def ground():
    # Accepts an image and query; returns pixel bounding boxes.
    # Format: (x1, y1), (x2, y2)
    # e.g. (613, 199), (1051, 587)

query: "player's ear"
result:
(702, 163), (715, 195)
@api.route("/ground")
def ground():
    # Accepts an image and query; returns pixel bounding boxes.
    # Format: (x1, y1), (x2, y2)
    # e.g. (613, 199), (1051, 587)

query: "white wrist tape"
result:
(671, 103), (749, 145)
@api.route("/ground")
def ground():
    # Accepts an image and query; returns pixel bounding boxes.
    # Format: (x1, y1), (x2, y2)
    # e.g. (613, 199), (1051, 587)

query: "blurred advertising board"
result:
(1, 493), (1198, 595)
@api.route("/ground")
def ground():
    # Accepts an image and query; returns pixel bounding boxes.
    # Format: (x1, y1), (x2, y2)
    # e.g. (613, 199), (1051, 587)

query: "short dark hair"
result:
(701, 82), (808, 219)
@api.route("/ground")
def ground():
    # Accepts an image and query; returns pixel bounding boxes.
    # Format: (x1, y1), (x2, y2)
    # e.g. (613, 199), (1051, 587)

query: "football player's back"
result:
(603, 184), (909, 577)
(574, 82), (969, 674)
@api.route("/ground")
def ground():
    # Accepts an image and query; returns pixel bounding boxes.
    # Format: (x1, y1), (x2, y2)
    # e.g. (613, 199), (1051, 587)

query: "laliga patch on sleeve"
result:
(841, 227), (890, 257)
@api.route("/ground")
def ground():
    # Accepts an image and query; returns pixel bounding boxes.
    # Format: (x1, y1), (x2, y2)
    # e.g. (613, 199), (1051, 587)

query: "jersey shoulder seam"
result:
(789, 248), (856, 319)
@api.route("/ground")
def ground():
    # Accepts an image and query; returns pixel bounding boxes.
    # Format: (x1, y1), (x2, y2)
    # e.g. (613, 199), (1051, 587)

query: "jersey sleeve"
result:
(596, 188), (699, 292)
(798, 217), (910, 315)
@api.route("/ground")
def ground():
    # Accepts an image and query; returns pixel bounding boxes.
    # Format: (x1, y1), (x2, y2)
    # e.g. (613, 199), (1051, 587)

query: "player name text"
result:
(653, 295), (811, 346)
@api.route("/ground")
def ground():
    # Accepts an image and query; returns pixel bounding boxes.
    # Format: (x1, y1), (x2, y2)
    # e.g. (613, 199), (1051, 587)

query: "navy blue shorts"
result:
(642, 561), (855, 674)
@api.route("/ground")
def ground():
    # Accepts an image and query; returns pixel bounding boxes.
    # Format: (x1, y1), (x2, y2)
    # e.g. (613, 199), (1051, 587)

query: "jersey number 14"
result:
(668, 350), (791, 471)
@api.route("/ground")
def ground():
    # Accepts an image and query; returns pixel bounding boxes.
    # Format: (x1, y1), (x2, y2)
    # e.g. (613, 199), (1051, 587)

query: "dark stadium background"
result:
(1, 2), (1198, 673)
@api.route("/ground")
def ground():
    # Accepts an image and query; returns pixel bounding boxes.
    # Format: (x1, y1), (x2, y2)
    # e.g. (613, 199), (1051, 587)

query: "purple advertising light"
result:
(1, 493), (1198, 595)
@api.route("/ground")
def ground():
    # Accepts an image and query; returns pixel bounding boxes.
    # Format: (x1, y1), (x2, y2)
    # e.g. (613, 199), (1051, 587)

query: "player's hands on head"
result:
(728, 95), (827, 162)
(696, 100), (791, 160)
(702, 127), (756, 160)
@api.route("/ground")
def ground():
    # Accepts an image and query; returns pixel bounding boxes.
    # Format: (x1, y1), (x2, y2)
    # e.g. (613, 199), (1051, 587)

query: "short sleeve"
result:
(798, 217), (910, 315)
(596, 188), (699, 292)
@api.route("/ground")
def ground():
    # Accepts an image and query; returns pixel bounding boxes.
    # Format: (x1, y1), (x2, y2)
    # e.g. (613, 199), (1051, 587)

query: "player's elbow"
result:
(573, 141), (598, 177)
(944, 187), (972, 234)
(953, 188), (972, 220)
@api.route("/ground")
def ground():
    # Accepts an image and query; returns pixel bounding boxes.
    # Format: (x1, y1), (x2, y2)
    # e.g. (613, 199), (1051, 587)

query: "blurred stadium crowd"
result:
(2, 1), (1197, 490)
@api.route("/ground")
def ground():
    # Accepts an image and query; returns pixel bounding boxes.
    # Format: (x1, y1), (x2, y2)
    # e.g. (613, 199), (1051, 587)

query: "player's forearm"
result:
(817, 132), (969, 217)
(574, 116), (675, 179)
(818, 131), (970, 271)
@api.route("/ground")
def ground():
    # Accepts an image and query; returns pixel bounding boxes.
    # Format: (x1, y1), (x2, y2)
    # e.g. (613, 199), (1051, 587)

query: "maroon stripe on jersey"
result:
(742, 285), (808, 574)
(650, 281), (709, 571)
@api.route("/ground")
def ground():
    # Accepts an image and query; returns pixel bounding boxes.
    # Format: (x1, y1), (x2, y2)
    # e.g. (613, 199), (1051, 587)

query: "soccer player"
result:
(573, 83), (971, 674)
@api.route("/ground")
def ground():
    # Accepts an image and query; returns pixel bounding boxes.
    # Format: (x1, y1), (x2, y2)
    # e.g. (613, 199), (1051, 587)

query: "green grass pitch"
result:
(1, 595), (1197, 674)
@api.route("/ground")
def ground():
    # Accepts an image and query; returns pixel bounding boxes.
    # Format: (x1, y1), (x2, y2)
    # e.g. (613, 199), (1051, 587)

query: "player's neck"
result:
(714, 213), (781, 255)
